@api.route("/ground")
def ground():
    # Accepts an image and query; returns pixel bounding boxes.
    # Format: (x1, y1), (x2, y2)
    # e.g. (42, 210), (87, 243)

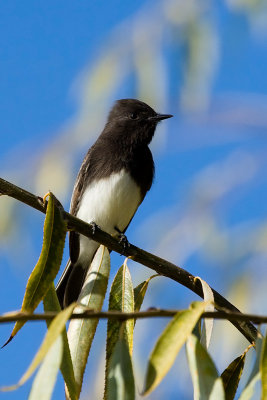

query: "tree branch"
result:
(0, 177), (259, 343)
(0, 309), (266, 324)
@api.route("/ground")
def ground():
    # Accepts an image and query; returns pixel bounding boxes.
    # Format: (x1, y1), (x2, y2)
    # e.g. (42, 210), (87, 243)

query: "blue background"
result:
(1, 1), (267, 398)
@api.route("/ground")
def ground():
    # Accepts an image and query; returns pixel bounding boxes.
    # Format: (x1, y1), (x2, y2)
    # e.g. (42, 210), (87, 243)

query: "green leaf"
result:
(28, 335), (63, 400)
(186, 334), (225, 400)
(67, 246), (110, 398)
(192, 319), (202, 341)
(195, 277), (214, 349)
(134, 274), (158, 312)
(221, 352), (247, 400)
(1, 303), (76, 391)
(260, 332), (267, 400)
(105, 261), (134, 399)
(107, 328), (135, 400)
(7, 193), (67, 343)
(143, 301), (206, 396)
(239, 337), (263, 400)
(43, 285), (78, 400)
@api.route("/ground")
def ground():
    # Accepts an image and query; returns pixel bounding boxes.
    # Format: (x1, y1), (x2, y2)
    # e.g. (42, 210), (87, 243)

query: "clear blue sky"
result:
(1, 1), (267, 399)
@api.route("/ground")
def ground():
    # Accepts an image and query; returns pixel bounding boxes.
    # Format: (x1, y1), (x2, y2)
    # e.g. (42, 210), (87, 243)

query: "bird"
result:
(56, 98), (172, 308)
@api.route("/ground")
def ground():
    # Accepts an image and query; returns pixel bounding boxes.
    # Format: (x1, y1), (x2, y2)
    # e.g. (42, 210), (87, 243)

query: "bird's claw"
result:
(114, 227), (130, 253)
(118, 233), (130, 253)
(90, 221), (100, 234)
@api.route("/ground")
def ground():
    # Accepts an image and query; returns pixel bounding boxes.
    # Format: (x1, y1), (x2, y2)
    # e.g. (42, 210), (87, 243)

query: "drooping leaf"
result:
(134, 274), (159, 312)
(1, 303), (76, 391)
(67, 246), (110, 398)
(43, 285), (78, 400)
(192, 319), (202, 341)
(260, 332), (267, 400)
(186, 334), (225, 400)
(107, 326), (135, 400)
(105, 261), (134, 399)
(28, 335), (63, 400)
(5, 193), (67, 344)
(143, 301), (206, 396)
(221, 351), (247, 400)
(195, 276), (214, 349)
(239, 336), (262, 400)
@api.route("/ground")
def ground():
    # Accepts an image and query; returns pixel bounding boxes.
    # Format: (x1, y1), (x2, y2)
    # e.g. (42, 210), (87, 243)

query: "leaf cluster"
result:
(0, 192), (267, 400)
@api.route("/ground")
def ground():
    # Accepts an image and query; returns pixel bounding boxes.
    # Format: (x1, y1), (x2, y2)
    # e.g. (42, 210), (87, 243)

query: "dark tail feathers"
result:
(56, 260), (87, 309)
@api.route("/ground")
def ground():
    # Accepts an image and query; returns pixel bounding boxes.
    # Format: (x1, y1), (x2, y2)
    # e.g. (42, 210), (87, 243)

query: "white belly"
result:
(75, 169), (142, 265)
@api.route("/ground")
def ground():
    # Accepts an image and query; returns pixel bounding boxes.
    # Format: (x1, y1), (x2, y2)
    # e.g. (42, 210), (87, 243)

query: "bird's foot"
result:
(115, 227), (130, 253)
(90, 221), (100, 234)
(118, 233), (130, 248)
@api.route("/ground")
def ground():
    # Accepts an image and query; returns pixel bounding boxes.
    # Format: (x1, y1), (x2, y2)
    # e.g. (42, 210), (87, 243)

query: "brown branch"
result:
(0, 309), (266, 324)
(0, 177), (259, 343)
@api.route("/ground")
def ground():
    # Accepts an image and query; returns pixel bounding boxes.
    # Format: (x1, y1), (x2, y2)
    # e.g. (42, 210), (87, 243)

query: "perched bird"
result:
(56, 99), (172, 308)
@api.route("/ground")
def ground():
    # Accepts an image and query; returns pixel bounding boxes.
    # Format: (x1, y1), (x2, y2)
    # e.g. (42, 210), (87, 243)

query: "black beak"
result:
(149, 113), (173, 121)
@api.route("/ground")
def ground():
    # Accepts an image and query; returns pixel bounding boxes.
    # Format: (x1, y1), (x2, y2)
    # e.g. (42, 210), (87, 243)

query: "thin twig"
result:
(0, 177), (259, 343)
(0, 309), (266, 324)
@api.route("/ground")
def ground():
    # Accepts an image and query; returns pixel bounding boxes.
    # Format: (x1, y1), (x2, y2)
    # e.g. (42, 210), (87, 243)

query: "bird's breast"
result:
(76, 169), (142, 235)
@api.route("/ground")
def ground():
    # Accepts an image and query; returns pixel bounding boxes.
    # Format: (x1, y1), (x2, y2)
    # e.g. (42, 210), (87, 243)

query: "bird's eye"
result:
(129, 112), (138, 120)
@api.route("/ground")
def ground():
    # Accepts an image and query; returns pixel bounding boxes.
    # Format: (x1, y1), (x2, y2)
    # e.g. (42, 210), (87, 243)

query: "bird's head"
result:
(105, 98), (172, 146)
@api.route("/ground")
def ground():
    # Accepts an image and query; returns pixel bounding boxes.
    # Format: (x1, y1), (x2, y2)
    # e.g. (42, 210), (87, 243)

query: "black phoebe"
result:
(56, 99), (172, 308)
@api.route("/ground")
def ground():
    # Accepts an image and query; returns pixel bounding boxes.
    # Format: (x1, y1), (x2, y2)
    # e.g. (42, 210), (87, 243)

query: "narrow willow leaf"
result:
(143, 301), (206, 396)
(239, 337), (263, 400)
(134, 274), (159, 312)
(1, 303), (76, 391)
(28, 335), (63, 400)
(107, 330), (135, 400)
(260, 332), (267, 400)
(195, 276), (214, 349)
(221, 352), (247, 400)
(6, 193), (67, 344)
(105, 262), (134, 398)
(186, 334), (225, 400)
(67, 246), (110, 399)
(192, 319), (202, 341)
(43, 285), (78, 400)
